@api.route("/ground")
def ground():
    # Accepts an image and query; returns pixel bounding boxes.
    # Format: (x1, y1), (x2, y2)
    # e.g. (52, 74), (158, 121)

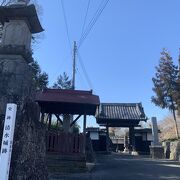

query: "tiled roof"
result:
(36, 89), (100, 105)
(96, 103), (147, 126)
(97, 103), (147, 120)
(35, 89), (100, 115)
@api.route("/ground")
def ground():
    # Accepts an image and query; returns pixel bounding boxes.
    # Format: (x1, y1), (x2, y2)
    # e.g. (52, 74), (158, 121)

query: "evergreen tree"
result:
(53, 72), (72, 89)
(152, 49), (179, 138)
(30, 61), (48, 91)
(53, 72), (80, 133)
(175, 50), (180, 116)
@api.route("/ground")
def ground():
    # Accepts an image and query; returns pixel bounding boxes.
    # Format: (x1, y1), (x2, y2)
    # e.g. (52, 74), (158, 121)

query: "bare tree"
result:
(0, 0), (15, 6)
(159, 115), (180, 141)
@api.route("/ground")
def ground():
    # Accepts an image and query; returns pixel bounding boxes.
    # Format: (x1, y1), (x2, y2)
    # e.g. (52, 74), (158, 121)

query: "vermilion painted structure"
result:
(36, 89), (100, 115)
(35, 89), (100, 156)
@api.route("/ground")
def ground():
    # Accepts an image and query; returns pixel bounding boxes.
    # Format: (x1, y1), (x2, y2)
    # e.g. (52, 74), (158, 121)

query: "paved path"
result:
(50, 153), (180, 180)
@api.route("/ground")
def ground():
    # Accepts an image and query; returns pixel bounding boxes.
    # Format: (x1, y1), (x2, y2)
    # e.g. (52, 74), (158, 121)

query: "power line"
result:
(76, 68), (89, 89)
(76, 0), (110, 91)
(79, 0), (110, 48)
(80, 0), (91, 41)
(78, 0), (110, 48)
(77, 52), (94, 90)
(60, 0), (72, 52)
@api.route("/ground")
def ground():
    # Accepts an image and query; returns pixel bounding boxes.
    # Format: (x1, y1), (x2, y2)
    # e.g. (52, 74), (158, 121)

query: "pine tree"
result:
(175, 49), (180, 116)
(152, 49), (179, 138)
(30, 61), (49, 91)
(53, 72), (72, 89)
(52, 73), (80, 133)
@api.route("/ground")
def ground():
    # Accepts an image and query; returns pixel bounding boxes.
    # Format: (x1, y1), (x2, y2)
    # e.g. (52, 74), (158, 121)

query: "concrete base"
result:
(123, 148), (129, 153)
(131, 151), (139, 155)
(150, 146), (164, 159)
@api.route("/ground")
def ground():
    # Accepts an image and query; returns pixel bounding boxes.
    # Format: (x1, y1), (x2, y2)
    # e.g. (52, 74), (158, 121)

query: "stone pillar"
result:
(2, 20), (31, 50)
(123, 135), (129, 153)
(63, 114), (71, 133)
(0, 54), (32, 115)
(0, 5), (47, 180)
(0, 8), (33, 116)
(15, 0), (29, 6)
(151, 117), (160, 146)
(150, 117), (164, 159)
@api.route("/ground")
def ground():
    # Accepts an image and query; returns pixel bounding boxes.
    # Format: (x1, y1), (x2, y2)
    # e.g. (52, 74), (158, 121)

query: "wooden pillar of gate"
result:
(129, 126), (135, 151)
(83, 114), (87, 154)
(106, 124), (109, 152)
(41, 110), (45, 123)
(48, 113), (52, 130)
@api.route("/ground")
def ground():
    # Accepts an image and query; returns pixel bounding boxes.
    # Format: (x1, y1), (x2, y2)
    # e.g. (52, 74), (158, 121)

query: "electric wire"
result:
(76, 68), (89, 89)
(77, 52), (94, 90)
(79, 0), (109, 48)
(79, 0), (105, 45)
(60, 0), (72, 52)
(76, 0), (110, 91)
(80, 0), (91, 41)
(78, 0), (105, 48)
(78, 0), (110, 48)
(58, 0), (109, 91)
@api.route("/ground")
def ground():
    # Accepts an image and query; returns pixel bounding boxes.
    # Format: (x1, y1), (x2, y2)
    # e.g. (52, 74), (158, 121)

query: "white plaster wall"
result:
(90, 132), (99, 140)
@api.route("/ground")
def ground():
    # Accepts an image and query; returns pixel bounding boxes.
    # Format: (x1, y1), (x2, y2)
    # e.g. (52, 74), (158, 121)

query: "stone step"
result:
(46, 153), (86, 161)
(46, 153), (87, 173)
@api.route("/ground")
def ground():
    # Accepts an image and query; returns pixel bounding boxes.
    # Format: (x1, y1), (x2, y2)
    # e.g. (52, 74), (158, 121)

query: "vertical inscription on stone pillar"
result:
(151, 117), (160, 146)
(0, 104), (17, 180)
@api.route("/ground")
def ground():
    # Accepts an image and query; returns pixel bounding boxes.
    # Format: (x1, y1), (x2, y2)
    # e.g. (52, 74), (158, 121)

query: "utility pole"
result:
(69, 41), (77, 132)
(72, 41), (77, 90)
(179, 48), (180, 70)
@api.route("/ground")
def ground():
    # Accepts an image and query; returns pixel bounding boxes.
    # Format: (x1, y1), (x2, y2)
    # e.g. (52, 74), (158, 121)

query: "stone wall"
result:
(0, 54), (32, 114)
(163, 140), (180, 161)
(0, 53), (48, 179)
(9, 100), (48, 180)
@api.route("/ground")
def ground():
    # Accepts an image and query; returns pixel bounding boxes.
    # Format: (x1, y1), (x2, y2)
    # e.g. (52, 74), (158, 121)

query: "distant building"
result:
(86, 127), (110, 152)
(96, 103), (147, 152)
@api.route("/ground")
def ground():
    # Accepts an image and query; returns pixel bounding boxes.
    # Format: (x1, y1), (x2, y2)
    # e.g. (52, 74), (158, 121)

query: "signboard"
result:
(90, 131), (99, 140)
(0, 104), (17, 180)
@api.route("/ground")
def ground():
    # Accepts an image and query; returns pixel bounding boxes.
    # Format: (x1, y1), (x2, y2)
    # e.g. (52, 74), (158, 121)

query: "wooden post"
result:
(41, 111), (45, 123)
(48, 113), (52, 130)
(129, 126), (135, 151)
(106, 124), (109, 152)
(63, 114), (71, 133)
(72, 41), (77, 90)
(56, 117), (58, 129)
(83, 114), (87, 154)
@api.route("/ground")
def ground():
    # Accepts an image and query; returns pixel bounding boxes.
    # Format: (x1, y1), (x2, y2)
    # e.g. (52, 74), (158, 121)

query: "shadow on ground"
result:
(49, 153), (180, 180)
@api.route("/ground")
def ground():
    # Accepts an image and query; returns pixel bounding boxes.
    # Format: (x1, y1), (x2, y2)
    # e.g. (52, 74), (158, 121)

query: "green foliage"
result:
(52, 72), (80, 133)
(72, 123), (80, 134)
(152, 49), (178, 111)
(53, 72), (72, 89)
(152, 49), (180, 138)
(47, 119), (80, 134)
(175, 55), (180, 115)
(30, 61), (48, 91)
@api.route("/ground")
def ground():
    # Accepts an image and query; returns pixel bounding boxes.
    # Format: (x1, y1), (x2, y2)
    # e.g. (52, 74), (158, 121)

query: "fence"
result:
(46, 131), (85, 155)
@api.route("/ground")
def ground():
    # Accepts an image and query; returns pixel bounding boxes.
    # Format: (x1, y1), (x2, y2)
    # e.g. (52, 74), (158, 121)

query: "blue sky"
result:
(34, 0), (180, 127)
